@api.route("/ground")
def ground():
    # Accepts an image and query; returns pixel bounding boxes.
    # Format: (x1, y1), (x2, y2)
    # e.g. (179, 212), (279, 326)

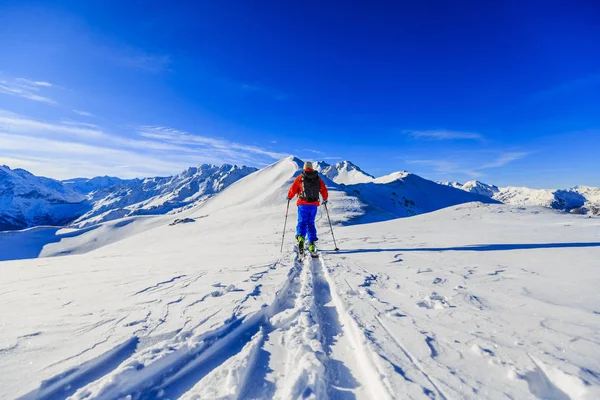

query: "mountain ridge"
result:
(0, 163), (258, 231)
(442, 180), (600, 215)
(2, 158), (598, 231)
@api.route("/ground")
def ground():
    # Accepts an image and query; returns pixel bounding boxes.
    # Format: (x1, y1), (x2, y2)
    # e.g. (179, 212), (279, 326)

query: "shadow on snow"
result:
(323, 242), (600, 254)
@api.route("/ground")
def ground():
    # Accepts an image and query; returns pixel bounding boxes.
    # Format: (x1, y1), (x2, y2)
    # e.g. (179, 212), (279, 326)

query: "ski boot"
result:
(308, 242), (318, 257)
(296, 235), (305, 256)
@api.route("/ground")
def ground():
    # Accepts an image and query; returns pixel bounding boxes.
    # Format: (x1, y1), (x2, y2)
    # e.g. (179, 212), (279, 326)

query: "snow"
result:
(0, 165), (87, 230)
(350, 172), (499, 218)
(374, 171), (411, 184)
(444, 180), (600, 214)
(461, 180), (500, 197)
(71, 164), (257, 228)
(315, 161), (375, 185)
(0, 164), (256, 232)
(62, 176), (134, 195)
(2, 156), (600, 399)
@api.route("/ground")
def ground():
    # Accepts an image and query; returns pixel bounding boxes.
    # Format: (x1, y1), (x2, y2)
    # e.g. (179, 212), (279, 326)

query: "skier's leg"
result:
(296, 205), (308, 240)
(306, 205), (319, 243)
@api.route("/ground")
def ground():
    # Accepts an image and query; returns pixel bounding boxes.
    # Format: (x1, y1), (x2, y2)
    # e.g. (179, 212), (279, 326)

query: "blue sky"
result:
(0, 0), (598, 188)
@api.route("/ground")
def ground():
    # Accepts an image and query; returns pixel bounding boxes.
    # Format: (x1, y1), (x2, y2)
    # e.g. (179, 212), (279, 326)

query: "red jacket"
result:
(288, 169), (329, 206)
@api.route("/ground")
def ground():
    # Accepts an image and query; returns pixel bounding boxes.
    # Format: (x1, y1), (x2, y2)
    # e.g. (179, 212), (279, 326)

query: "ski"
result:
(295, 242), (305, 261)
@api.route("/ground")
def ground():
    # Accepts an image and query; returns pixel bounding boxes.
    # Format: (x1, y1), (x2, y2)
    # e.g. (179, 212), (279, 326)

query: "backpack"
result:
(300, 170), (321, 202)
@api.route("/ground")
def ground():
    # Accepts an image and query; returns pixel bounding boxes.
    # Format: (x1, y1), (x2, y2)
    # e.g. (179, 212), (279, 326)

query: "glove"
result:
(286, 197), (292, 201)
(322, 199), (328, 205)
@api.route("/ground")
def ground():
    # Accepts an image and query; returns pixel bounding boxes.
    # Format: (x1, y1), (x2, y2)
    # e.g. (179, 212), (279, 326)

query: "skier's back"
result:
(286, 161), (329, 254)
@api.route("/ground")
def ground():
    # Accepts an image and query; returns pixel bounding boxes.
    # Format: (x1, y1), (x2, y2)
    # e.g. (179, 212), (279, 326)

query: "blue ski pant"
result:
(296, 205), (318, 243)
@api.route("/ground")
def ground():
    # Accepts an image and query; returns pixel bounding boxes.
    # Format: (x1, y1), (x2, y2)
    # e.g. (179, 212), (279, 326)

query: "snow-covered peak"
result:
(495, 187), (586, 210)
(447, 179), (599, 213)
(72, 163), (258, 227)
(573, 186), (600, 204)
(439, 181), (464, 189)
(63, 176), (136, 194)
(460, 181), (500, 198)
(318, 160), (374, 185)
(284, 156), (305, 170)
(373, 171), (411, 184)
(1, 165), (87, 230)
(313, 161), (331, 172)
(1, 165), (84, 203)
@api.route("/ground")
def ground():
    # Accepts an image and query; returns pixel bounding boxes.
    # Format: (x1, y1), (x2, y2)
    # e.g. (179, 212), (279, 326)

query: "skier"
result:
(286, 161), (329, 255)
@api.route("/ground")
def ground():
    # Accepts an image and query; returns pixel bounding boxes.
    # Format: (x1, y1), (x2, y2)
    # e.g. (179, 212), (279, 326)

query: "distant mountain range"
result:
(1, 160), (598, 231)
(440, 180), (600, 215)
(0, 166), (87, 231)
(0, 164), (257, 231)
(66, 164), (258, 228)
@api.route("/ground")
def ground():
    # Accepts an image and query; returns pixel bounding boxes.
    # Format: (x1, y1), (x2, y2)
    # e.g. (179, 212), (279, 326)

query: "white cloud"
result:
(72, 110), (94, 117)
(0, 111), (290, 178)
(15, 78), (53, 87)
(0, 133), (209, 179)
(0, 112), (206, 154)
(300, 149), (326, 156)
(60, 120), (101, 129)
(479, 152), (529, 169)
(0, 81), (56, 104)
(405, 129), (484, 141)
(0, 112), (105, 139)
(136, 126), (289, 162)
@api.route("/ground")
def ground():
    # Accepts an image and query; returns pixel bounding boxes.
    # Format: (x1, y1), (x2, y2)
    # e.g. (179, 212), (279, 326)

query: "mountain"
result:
(0, 156), (499, 258)
(4, 155), (600, 399)
(348, 173), (499, 218)
(72, 164), (258, 227)
(460, 181), (500, 197)
(62, 176), (136, 194)
(0, 165), (88, 231)
(0, 164), (258, 231)
(443, 180), (599, 215)
(314, 160), (374, 185)
(11, 156), (596, 234)
(439, 181), (464, 190)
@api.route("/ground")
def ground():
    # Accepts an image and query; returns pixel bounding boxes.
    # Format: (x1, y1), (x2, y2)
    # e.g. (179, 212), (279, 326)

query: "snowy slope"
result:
(439, 181), (463, 190)
(444, 180), (599, 214)
(495, 186), (586, 210)
(347, 172), (500, 218)
(574, 186), (600, 215)
(461, 180), (500, 197)
(0, 158), (502, 260)
(2, 172), (600, 400)
(0, 164), (258, 231)
(71, 164), (257, 228)
(315, 160), (375, 185)
(0, 165), (87, 231)
(0, 159), (510, 233)
(313, 160), (498, 218)
(62, 176), (135, 194)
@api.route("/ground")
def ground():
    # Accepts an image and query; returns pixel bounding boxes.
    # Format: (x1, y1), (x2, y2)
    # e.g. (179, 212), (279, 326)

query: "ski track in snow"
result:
(21, 253), (401, 400)
(11, 250), (600, 399)
(18, 248), (600, 399)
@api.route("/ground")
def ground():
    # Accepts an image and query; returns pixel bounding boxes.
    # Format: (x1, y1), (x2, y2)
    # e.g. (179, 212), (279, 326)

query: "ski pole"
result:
(324, 203), (339, 251)
(280, 199), (291, 253)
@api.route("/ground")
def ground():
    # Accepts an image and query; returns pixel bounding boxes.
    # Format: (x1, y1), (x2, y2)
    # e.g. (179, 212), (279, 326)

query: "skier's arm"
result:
(287, 176), (301, 199)
(319, 178), (329, 201)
